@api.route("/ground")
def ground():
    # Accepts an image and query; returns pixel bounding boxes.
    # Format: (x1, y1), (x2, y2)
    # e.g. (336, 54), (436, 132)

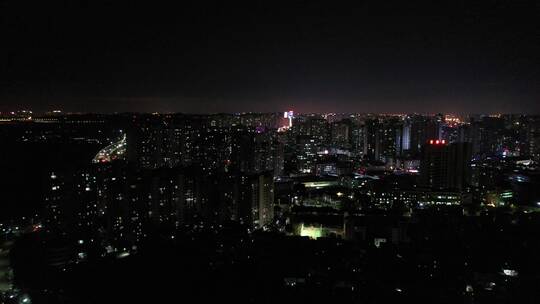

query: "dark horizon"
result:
(2, 1), (539, 114)
(3, 108), (540, 116)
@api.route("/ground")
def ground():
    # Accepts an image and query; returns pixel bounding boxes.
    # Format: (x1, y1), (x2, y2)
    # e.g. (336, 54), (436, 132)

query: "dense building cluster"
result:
(1, 111), (540, 303)
(2, 112), (540, 240)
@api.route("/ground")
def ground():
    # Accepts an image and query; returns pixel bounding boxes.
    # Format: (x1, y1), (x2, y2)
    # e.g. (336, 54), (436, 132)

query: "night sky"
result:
(2, 1), (539, 114)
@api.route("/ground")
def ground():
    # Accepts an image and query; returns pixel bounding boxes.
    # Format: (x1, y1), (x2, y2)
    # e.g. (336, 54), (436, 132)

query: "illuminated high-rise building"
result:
(402, 122), (411, 151)
(284, 110), (294, 128)
(296, 135), (319, 173)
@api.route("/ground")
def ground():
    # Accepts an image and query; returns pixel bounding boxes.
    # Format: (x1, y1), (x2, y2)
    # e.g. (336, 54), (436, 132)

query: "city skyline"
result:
(2, 109), (540, 303)
(2, 1), (540, 303)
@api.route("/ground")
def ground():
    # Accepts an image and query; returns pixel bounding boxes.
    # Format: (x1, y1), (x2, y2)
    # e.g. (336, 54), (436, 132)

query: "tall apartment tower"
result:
(420, 140), (472, 190)
(247, 171), (274, 228)
(238, 171), (275, 228)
